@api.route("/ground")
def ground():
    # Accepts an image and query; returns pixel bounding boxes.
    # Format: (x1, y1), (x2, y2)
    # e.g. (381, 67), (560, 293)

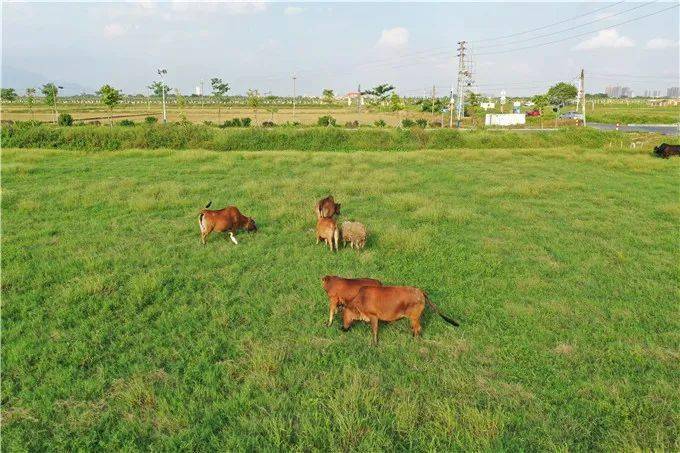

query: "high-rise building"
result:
(605, 86), (632, 98)
(667, 87), (680, 98)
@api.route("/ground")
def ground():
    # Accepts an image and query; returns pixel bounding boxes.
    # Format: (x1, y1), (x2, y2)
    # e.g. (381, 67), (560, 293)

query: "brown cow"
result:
(342, 286), (459, 344)
(315, 196), (341, 219)
(321, 275), (382, 326)
(316, 217), (339, 252)
(198, 201), (257, 245)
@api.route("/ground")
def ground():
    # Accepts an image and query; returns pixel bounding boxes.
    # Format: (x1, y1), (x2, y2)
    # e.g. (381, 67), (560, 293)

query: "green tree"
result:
(531, 94), (549, 128)
(389, 92), (404, 112)
(1, 88), (17, 102)
(368, 84), (395, 105)
(97, 84), (123, 127)
(210, 78), (230, 123)
(41, 83), (60, 121)
(247, 89), (260, 124)
(148, 81), (171, 97)
(322, 89), (335, 121)
(466, 91), (482, 126)
(175, 89), (188, 123)
(26, 88), (36, 120)
(547, 82), (578, 106)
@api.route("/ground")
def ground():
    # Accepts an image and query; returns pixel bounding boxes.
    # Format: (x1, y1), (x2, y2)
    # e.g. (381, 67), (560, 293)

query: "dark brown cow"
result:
(198, 201), (257, 245)
(342, 286), (459, 344)
(654, 143), (680, 158)
(315, 196), (341, 219)
(321, 275), (382, 326)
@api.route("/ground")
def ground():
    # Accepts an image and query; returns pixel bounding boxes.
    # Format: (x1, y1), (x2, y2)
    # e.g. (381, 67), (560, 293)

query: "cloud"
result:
(103, 23), (126, 38)
(284, 6), (303, 16)
(377, 27), (409, 49)
(645, 38), (679, 50)
(573, 29), (634, 50)
(223, 1), (267, 15)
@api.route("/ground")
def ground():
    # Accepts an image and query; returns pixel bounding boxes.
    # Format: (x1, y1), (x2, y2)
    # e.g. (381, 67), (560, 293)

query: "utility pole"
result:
(292, 74), (297, 122)
(357, 84), (361, 113)
(579, 69), (586, 126)
(200, 80), (205, 109)
(455, 41), (470, 128)
(449, 86), (454, 128)
(431, 85), (436, 120)
(158, 68), (168, 124)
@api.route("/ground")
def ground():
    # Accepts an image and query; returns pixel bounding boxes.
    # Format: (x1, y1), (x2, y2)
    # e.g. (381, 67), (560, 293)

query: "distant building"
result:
(667, 87), (680, 98)
(195, 85), (203, 96)
(605, 85), (632, 98)
(480, 102), (495, 110)
(344, 92), (364, 106)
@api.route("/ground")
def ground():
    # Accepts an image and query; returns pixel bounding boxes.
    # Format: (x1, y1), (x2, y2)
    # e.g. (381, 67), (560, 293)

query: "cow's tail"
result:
(198, 201), (211, 232)
(205, 201), (212, 209)
(424, 293), (459, 327)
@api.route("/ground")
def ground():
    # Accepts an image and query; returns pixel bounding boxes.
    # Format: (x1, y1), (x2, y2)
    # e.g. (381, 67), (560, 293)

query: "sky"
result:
(2, 1), (679, 97)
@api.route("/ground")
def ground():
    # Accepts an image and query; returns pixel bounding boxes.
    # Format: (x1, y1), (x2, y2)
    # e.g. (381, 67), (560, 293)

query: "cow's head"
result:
(245, 217), (257, 232)
(321, 275), (333, 291)
(341, 300), (359, 331)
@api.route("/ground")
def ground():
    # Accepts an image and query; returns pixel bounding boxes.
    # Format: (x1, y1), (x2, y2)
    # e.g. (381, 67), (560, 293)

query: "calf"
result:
(341, 221), (367, 249)
(315, 196), (341, 219)
(342, 286), (459, 344)
(316, 217), (339, 251)
(321, 275), (382, 326)
(654, 143), (680, 158)
(198, 201), (257, 245)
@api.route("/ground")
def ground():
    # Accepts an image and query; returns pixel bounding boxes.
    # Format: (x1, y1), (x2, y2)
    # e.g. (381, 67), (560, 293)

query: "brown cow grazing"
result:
(316, 217), (339, 251)
(198, 201), (257, 245)
(342, 286), (459, 344)
(321, 275), (382, 326)
(654, 143), (680, 158)
(315, 195), (341, 219)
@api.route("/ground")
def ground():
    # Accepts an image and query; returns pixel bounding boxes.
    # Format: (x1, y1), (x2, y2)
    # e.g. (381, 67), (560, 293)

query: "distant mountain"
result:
(1, 65), (95, 95)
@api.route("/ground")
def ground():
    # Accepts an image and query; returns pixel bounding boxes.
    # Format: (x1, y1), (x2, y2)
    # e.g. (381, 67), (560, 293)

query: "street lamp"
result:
(157, 68), (168, 124)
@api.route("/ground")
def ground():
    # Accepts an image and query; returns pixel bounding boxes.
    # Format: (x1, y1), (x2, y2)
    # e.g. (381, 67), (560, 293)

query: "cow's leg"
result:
(410, 316), (422, 338)
(201, 225), (213, 245)
(370, 317), (379, 345)
(327, 298), (339, 327)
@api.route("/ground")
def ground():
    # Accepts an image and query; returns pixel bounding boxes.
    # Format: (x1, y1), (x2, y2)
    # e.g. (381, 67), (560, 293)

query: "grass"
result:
(2, 146), (679, 450)
(2, 123), (641, 152)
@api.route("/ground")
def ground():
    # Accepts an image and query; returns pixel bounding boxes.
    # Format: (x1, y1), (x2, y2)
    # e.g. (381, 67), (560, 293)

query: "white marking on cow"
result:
(230, 232), (238, 245)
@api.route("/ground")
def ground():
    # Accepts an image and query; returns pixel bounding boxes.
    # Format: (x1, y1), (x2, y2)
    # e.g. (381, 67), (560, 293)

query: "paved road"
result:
(589, 122), (679, 135)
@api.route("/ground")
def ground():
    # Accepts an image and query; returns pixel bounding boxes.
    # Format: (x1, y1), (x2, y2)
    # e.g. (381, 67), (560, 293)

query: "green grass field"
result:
(2, 146), (679, 450)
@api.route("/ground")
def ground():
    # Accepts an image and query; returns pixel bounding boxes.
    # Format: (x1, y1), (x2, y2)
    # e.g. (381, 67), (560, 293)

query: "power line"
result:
(472, 0), (659, 51)
(474, 3), (679, 56)
(469, 0), (626, 43)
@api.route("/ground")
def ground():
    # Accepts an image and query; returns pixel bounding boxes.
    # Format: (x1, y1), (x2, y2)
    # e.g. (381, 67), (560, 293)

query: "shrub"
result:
(345, 120), (359, 128)
(415, 118), (428, 128)
(241, 118), (252, 127)
(144, 116), (158, 124)
(374, 119), (387, 128)
(262, 121), (276, 128)
(118, 119), (135, 127)
(203, 121), (214, 126)
(317, 115), (336, 127)
(401, 118), (415, 128)
(58, 113), (73, 127)
(429, 121), (442, 128)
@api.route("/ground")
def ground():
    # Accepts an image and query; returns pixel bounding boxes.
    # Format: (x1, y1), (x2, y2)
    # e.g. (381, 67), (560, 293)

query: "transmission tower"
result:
(455, 41), (473, 128)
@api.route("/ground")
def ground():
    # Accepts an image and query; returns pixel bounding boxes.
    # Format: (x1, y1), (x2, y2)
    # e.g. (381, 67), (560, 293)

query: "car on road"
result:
(559, 111), (584, 120)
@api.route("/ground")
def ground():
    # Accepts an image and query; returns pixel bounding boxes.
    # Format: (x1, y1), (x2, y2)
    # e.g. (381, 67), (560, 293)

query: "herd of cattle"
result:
(197, 195), (460, 344)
